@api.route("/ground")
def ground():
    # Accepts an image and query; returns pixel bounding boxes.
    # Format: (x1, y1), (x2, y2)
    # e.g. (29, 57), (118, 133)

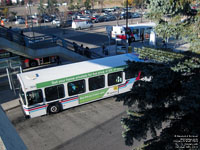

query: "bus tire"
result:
(48, 103), (61, 114)
(29, 60), (38, 67)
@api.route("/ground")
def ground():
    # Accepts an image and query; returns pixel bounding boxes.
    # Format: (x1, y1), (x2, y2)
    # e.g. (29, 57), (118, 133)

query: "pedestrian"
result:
(20, 30), (26, 46)
(104, 47), (109, 55)
(56, 56), (61, 65)
(102, 43), (105, 54)
(140, 33), (144, 43)
(73, 42), (78, 52)
(128, 36), (132, 46)
(85, 47), (91, 58)
(7, 26), (13, 41)
(79, 44), (84, 55)
(162, 39), (167, 49)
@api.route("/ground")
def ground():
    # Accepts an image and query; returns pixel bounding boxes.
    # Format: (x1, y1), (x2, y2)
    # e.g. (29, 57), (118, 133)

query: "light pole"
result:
(28, 0), (35, 39)
(126, 0), (129, 53)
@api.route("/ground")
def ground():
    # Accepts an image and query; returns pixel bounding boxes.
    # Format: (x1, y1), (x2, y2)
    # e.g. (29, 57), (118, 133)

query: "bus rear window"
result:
(27, 90), (43, 106)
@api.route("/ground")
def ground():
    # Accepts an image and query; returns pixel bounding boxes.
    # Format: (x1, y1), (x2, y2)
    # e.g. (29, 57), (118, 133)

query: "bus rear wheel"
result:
(48, 103), (61, 114)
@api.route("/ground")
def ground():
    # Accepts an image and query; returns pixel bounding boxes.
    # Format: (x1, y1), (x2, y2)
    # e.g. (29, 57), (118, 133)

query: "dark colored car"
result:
(105, 15), (116, 21)
(94, 16), (108, 23)
(120, 12), (132, 19)
(60, 20), (72, 27)
(91, 15), (100, 21)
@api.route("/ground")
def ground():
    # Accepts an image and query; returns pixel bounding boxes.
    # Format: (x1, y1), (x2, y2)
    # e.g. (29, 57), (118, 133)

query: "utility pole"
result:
(28, 0), (35, 40)
(126, 0), (128, 53)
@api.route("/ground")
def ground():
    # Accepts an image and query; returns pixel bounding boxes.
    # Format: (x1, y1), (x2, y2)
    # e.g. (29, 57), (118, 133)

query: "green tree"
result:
(46, 0), (59, 15)
(2, 7), (9, 18)
(37, 0), (46, 15)
(145, 0), (200, 53)
(118, 47), (200, 149)
(126, 0), (143, 8)
(84, 0), (91, 10)
(117, 0), (200, 149)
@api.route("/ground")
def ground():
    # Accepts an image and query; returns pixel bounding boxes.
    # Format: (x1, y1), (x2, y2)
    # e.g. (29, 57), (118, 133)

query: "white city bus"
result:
(17, 53), (143, 118)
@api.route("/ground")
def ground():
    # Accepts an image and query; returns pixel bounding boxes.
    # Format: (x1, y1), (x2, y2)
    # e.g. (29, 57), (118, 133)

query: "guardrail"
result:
(0, 25), (102, 59)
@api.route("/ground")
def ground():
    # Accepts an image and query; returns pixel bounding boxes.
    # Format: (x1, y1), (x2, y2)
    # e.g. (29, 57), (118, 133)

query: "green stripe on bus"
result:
(79, 88), (109, 104)
(36, 66), (126, 89)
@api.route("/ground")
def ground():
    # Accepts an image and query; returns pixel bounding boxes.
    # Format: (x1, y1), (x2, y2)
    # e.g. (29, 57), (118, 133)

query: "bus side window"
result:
(27, 89), (43, 106)
(45, 84), (65, 101)
(89, 75), (105, 91)
(68, 80), (86, 96)
(108, 72), (123, 86)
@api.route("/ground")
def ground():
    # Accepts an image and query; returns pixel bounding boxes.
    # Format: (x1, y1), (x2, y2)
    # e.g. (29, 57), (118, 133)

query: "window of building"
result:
(27, 89), (43, 106)
(68, 80), (85, 96)
(45, 84), (65, 101)
(108, 72), (123, 86)
(89, 75), (105, 91)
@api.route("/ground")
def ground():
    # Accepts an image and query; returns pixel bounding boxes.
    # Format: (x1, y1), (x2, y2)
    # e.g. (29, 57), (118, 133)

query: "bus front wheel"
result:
(48, 103), (61, 114)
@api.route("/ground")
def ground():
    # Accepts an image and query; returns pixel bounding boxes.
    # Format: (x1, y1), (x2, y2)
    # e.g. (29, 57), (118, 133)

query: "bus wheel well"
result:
(47, 102), (62, 114)
(29, 60), (38, 67)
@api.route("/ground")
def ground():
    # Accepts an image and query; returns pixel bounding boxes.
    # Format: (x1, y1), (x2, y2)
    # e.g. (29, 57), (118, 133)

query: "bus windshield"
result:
(26, 90), (43, 106)
(19, 88), (26, 105)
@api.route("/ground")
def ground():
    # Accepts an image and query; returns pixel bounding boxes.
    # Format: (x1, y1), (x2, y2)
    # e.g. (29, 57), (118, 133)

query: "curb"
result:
(1, 99), (20, 111)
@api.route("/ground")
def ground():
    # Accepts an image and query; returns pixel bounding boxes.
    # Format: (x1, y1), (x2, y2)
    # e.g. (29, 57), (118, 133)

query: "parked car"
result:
(105, 15), (116, 21)
(120, 12), (132, 19)
(42, 15), (53, 22)
(15, 18), (25, 24)
(60, 20), (72, 27)
(132, 12), (141, 18)
(94, 16), (108, 23)
(52, 19), (60, 24)
(77, 15), (91, 21)
(1, 18), (9, 22)
(72, 20), (93, 30)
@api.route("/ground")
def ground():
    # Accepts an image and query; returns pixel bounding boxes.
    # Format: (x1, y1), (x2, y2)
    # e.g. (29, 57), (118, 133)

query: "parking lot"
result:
(5, 96), (141, 150)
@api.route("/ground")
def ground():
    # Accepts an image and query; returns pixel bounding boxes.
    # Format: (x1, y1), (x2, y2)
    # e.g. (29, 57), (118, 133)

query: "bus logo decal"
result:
(119, 78), (136, 89)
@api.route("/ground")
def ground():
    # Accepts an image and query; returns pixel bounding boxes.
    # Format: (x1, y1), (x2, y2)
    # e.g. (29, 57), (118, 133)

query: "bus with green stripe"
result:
(17, 53), (143, 118)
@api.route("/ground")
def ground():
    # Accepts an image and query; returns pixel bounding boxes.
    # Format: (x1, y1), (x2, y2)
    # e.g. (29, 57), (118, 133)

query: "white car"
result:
(52, 19), (61, 27)
(15, 19), (25, 24)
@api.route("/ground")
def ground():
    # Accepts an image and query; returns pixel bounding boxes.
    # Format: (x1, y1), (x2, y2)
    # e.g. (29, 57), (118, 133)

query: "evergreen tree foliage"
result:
(145, 0), (200, 53)
(46, 0), (59, 15)
(117, 0), (200, 149)
(37, 0), (46, 15)
(117, 48), (200, 149)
